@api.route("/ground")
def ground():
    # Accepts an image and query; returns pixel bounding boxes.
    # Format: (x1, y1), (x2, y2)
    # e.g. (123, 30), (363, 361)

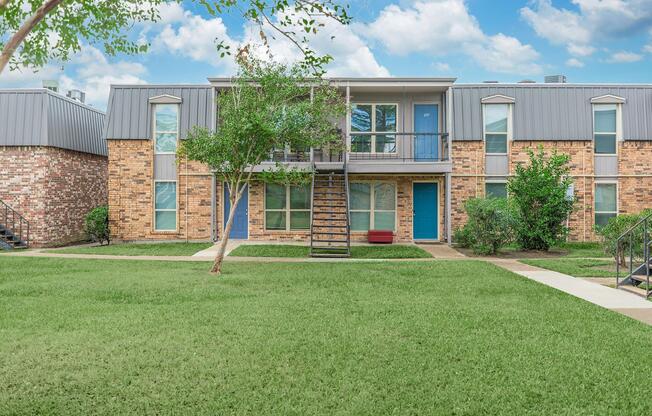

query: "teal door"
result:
(413, 183), (438, 240)
(414, 104), (438, 161)
(224, 185), (248, 239)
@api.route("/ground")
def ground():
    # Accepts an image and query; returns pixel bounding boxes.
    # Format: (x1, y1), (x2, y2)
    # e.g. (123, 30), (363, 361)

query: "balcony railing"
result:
(266, 132), (449, 164)
(348, 132), (449, 162)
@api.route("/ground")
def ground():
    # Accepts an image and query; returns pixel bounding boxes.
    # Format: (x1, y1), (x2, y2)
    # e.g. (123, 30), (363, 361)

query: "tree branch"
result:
(0, 0), (63, 74)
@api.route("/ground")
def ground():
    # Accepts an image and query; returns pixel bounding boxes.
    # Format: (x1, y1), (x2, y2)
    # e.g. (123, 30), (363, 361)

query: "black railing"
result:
(616, 211), (652, 298)
(0, 199), (30, 248)
(348, 132), (449, 162)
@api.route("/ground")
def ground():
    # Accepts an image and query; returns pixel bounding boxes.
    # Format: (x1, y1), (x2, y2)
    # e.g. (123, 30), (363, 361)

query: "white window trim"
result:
(594, 181), (618, 224)
(153, 180), (178, 232)
(482, 103), (512, 156)
(592, 103), (622, 155)
(350, 103), (399, 154)
(264, 184), (311, 231)
(153, 103), (180, 155)
(349, 181), (398, 232)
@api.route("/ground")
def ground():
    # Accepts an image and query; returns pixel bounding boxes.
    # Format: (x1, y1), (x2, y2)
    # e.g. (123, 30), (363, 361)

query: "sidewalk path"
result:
(488, 258), (652, 325)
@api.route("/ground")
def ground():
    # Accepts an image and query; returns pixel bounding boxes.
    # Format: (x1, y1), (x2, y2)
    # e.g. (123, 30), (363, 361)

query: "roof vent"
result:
(518, 79), (536, 84)
(42, 80), (59, 93)
(545, 74), (567, 84)
(483, 80), (499, 83)
(67, 89), (86, 103)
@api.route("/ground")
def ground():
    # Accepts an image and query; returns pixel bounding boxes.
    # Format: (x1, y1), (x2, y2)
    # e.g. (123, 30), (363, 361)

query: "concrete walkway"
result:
(488, 259), (652, 325)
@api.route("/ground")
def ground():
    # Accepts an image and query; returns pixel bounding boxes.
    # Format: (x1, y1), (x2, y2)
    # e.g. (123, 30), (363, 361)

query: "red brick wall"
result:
(107, 140), (215, 242)
(0, 146), (107, 247)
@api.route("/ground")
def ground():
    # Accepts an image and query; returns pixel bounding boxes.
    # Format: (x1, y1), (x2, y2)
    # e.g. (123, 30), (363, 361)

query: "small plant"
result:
(84, 205), (110, 246)
(455, 198), (513, 255)
(595, 210), (650, 267)
(508, 147), (575, 251)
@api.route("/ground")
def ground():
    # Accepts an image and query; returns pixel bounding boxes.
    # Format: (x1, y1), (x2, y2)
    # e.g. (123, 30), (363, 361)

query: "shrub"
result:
(595, 210), (651, 267)
(456, 197), (513, 255)
(508, 147), (575, 251)
(453, 225), (475, 249)
(84, 205), (110, 245)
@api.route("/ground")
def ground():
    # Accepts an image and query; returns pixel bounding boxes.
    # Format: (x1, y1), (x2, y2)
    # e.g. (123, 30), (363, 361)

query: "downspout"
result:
(445, 87), (453, 244)
(211, 172), (217, 242)
(185, 154), (189, 242)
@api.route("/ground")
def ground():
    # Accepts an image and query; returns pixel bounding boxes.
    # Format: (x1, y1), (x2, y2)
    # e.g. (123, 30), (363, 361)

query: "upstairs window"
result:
(483, 104), (509, 154)
(350, 104), (397, 154)
(154, 104), (179, 154)
(593, 104), (617, 154)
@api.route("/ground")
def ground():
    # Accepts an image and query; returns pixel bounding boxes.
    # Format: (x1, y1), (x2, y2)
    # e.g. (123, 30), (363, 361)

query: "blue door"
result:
(413, 183), (438, 240)
(224, 184), (248, 239)
(414, 104), (438, 161)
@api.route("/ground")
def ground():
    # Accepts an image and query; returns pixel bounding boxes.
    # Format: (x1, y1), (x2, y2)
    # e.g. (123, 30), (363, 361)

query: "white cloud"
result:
(1, 64), (63, 86)
(364, 0), (541, 75)
(432, 62), (451, 72)
(606, 50), (644, 62)
(521, 0), (652, 57)
(566, 58), (585, 67)
(645, 43), (652, 53)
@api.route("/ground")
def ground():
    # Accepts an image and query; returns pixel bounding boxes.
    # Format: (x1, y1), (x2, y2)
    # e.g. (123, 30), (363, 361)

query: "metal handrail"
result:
(308, 160), (316, 256)
(616, 211), (652, 298)
(348, 132), (450, 162)
(0, 199), (30, 248)
(343, 152), (351, 255)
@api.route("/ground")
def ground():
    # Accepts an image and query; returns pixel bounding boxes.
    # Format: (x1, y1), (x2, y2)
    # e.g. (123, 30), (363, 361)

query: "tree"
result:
(595, 210), (651, 267)
(178, 55), (345, 274)
(507, 146), (575, 251)
(453, 197), (514, 255)
(0, 0), (350, 76)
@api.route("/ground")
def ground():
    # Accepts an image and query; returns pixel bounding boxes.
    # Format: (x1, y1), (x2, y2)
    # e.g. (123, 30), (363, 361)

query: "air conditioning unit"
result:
(67, 89), (86, 103)
(545, 75), (567, 84)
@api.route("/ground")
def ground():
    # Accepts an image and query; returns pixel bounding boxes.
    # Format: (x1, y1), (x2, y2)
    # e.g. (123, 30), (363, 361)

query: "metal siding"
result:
(595, 155), (618, 176)
(452, 85), (652, 141)
(46, 92), (107, 156)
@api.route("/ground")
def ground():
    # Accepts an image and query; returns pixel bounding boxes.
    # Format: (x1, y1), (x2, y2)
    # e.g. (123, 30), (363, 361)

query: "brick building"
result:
(0, 89), (107, 248)
(102, 79), (652, 252)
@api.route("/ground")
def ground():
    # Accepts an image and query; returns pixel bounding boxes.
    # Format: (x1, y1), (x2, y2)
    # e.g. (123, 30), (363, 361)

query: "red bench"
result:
(367, 230), (394, 244)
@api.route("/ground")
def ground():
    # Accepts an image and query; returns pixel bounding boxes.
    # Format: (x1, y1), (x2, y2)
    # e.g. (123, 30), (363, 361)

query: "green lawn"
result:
(521, 258), (617, 277)
(2, 257), (652, 414)
(44, 242), (213, 256)
(554, 242), (609, 258)
(228, 244), (432, 259)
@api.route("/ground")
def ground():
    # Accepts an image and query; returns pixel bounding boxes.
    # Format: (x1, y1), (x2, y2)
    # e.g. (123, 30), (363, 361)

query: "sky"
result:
(3, 0), (652, 109)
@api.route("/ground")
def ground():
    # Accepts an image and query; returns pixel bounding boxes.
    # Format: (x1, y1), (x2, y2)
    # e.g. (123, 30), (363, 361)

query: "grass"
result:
(1, 257), (652, 414)
(554, 241), (609, 258)
(44, 242), (213, 257)
(521, 258), (617, 278)
(228, 244), (432, 259)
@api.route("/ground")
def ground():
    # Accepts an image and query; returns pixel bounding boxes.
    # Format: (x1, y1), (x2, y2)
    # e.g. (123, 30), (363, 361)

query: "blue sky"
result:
(4, 0), (652, 108)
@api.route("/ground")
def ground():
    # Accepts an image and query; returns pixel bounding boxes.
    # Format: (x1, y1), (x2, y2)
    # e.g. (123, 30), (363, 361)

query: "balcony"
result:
(254, 133), (451, 174)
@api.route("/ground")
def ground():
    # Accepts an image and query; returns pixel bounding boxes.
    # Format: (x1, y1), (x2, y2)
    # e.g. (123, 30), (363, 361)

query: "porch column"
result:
(445, 172), (452, 244)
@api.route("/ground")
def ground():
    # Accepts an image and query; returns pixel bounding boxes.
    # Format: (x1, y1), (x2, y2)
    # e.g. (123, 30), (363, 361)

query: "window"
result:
(593, 104), (617, 154)
(154, 104), (179, 154)
(350, 104), (397, 153)
(486, 182), (507, 199)
(483, 104), (509, 154)
(265, 184), (311, 231)
(595, 183), (617, 227)
(154, 181), (177, 231)
(350, 182), (396, 231)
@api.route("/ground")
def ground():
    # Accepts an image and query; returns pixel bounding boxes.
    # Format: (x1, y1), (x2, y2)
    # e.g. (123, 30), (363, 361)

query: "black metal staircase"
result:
(309, 160), (351, 258)
(616, 212), (652, 299)
(0, 199), (30, 250)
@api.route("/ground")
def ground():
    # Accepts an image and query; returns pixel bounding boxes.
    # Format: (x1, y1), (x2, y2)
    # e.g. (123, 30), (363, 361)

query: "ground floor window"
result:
(595, 182), (617, 227)
(265, 184), (311, 231)
(485, 181), (507, 199)
(154, 181), (177, 231)
(350, 182), (396, 231)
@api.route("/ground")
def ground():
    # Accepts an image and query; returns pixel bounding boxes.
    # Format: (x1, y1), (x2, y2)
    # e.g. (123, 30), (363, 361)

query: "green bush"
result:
(84, 205), (110, 245)
(508, 147), (575, 251)
(595, 210), (651, 267)
(455, 198), (513, 255)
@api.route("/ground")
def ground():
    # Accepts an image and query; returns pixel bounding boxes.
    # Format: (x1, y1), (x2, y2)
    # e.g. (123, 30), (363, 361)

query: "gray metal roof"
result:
(103, 85), (214, 140)
(452, 84), (652, 141)
(0, 89), (107, 156)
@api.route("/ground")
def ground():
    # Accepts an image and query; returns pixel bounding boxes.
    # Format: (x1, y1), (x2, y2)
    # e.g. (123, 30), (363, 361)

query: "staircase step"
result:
(312, 224), (348, 228)
(312, 239), (349, 243)
(630, 274), (650, 283)
(312, 231), (348, 236)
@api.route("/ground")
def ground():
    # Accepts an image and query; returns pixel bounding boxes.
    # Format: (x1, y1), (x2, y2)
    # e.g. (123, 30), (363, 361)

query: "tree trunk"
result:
(210, 187), (241, 275)
(0, 0), (63, 75)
